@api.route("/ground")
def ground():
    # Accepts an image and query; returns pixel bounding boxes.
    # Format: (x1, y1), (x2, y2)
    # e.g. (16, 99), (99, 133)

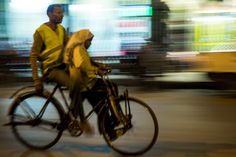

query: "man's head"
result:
(47, 4), (64, 24)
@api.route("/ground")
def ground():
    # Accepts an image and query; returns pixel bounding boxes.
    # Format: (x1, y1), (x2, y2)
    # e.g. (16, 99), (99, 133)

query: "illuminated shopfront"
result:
(2, 0), (236, 55)
(3, 0), (152, 56)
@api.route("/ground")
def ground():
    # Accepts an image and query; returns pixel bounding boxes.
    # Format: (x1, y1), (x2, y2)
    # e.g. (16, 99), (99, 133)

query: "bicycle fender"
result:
(9, 85), (35, 99)
(8, 90), (53, 115)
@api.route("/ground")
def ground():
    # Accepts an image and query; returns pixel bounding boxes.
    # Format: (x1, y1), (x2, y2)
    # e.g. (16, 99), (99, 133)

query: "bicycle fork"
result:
(109, 89), (131, 128)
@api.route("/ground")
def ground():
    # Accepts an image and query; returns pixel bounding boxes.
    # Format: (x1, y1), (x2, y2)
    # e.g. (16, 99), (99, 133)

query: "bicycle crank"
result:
(68, 120), (83, 137)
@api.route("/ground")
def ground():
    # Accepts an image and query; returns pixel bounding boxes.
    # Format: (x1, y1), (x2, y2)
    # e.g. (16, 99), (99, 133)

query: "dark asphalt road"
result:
(0, 85), (236, 157)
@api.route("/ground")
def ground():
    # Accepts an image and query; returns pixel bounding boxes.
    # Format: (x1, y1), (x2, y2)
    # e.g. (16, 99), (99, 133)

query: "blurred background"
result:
(1, 0), (236, 88)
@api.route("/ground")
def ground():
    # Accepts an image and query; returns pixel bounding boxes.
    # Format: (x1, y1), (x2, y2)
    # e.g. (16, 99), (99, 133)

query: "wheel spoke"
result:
(10, 92), (64, 149)
(20, 100), (36, 119)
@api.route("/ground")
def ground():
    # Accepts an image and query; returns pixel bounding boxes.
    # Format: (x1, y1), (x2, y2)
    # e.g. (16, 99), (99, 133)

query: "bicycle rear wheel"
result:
(10, 92), (65, 149)
(101, 96), (158, 155)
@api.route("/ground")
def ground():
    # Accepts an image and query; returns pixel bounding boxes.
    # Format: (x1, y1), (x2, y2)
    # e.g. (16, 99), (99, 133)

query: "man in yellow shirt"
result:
(30, 4), (68, 92)
(30, 4), (93, 135)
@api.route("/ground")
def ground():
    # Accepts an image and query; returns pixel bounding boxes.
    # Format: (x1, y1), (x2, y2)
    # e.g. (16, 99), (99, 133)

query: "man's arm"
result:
(30, 31), (43, 81)
(30, 31), (45, 93)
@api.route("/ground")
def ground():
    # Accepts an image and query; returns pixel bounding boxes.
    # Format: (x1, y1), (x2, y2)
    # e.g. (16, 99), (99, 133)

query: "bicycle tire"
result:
(10, 91), (65, 149)
(100, 96), (158, 155)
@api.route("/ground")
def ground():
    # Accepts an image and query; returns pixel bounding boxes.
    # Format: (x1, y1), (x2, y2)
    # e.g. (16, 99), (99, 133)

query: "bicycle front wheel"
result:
(101, 96), (158, 155)
(10, 92), (65, 149)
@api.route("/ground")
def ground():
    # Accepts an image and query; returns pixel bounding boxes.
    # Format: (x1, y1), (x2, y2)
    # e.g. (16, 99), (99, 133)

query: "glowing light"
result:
(69, 4), (104, 12)
(9, 0), (52, 13)
(118, 6), (152, 17)
(192, 16), (235, 23)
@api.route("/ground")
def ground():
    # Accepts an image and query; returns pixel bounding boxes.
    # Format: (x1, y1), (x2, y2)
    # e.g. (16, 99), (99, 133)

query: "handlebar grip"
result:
(106, 68), (112, 73)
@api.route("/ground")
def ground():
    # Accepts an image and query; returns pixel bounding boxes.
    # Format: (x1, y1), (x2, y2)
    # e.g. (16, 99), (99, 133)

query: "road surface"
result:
(0, 84), (236, 157)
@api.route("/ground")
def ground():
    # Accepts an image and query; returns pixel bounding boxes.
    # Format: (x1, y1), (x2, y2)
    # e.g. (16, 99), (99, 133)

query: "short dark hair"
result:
(47, 4), (62, 15)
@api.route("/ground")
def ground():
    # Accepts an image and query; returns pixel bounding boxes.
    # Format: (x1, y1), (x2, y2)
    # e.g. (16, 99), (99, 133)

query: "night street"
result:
(1, 0), (236, 156)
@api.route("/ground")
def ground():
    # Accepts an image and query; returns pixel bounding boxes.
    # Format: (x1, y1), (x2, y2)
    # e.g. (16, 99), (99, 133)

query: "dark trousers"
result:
(82, 79), (118, 131)
(47, 68), (118, 128)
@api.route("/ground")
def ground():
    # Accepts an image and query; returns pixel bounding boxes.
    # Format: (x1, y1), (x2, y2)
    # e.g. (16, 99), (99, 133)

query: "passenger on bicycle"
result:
(30, 4), (93, 135)
(64, 29), (119, 140)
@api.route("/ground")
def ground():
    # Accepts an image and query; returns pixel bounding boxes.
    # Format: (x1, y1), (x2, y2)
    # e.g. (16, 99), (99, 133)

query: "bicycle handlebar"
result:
(98, 66), (112, 77)
(105, 67), (112, 74)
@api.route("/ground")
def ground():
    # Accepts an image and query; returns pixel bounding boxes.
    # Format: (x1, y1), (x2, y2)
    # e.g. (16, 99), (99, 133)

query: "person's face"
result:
(84, 37), (93, 49)
(49, 6), (64, 24)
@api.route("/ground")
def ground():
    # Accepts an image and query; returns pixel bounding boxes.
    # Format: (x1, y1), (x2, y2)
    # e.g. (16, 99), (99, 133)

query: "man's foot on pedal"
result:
(80, 120), (94, 136)
(108, 130), (118, 141)
(108, 127), (126, 141)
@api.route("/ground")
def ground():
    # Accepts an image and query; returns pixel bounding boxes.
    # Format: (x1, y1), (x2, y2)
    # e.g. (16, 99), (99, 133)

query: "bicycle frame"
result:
(7, 73), (130, 132)
(38, 84), (111, 125)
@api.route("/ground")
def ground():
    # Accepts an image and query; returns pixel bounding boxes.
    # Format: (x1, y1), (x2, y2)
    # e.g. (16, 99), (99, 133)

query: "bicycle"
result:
(4, 70), (159, 155)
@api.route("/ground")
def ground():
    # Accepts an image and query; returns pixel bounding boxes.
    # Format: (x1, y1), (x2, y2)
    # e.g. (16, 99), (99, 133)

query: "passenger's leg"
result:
(86, 79), (118, 137)
(69, 67), (83, 119)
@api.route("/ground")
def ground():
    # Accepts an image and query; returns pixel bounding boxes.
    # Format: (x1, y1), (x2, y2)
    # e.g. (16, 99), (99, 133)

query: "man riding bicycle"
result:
(30, 4), (117, 137)
(30, 4), (91, 134)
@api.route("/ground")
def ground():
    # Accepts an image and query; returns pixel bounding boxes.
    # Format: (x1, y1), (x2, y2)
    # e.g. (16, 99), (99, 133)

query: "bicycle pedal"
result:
(68, 120), (82, 137)
(115, 128), (125, 137)
(116, 129), (124, 136)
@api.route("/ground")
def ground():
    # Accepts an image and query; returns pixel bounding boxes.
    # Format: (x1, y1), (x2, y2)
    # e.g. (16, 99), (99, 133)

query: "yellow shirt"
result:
(37, 24), (65, 74)
(30, 24), (67, 80)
